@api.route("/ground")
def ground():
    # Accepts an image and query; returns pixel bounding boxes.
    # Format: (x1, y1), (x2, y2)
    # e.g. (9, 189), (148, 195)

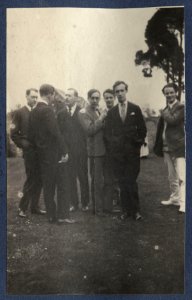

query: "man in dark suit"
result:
(28, 84), (71, 223)
(103, 89), (120, 213)
(104, 81), (147, 220)
(57, 88), (89, 212)
(154, 83), (185, 213)
(10, 88), (44, 218)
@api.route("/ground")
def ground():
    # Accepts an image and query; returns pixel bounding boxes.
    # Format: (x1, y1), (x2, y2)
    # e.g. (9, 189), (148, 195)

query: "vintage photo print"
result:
(4, 3), (189, 296)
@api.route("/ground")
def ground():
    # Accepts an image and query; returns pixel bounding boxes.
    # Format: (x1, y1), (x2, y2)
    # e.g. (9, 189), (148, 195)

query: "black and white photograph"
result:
(6, 6), (185, 295)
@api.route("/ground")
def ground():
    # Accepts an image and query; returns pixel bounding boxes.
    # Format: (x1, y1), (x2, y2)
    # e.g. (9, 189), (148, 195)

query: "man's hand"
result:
(58, 153), (69, 163)
(99, 109), (108, 122)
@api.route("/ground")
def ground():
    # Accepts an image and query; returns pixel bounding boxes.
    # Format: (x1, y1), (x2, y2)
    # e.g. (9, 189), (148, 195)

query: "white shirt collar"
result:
(118, 100), (128, 107)
(26, 103), (37, 111)
(68, 103), (77, 116)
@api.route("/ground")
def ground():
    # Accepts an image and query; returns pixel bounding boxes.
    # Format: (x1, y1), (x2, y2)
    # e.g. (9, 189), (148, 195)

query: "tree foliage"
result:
(135, 8), (184, 99)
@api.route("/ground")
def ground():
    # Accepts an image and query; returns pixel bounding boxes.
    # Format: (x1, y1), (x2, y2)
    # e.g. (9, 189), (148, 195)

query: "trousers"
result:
(164, 152), (185, 211)
(19, 148), (42, 212)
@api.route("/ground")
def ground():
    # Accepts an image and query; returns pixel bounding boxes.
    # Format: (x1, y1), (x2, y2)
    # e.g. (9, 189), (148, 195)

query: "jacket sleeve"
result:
(103, 110), (113, 152)
(44, 107), (68, 155)
(78, 111), (104, 137)
(10, 110), (31, 149)
(162, 104), (184, 125)
(135, 106), (147, 145)
(57, 110), (69, 149)
(153, 116), (164, 157)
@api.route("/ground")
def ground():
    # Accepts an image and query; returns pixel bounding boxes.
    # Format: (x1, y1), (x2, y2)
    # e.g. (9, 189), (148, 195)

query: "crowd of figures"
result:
(10, 81), (185, 224)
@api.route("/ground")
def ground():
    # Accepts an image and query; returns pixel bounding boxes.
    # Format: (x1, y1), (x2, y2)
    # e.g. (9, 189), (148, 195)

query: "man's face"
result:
(163, 87), (177, 105)
(104, 93), (115, 110)
(26, 90), (38, 107)
(114, 83), (127, 103)
(89, 92), (100, 109)
(65, 90), (76, 108)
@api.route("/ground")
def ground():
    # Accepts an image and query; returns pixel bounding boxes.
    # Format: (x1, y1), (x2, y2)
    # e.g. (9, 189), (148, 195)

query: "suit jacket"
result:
(57, 105), (87, 157)
(78, 105), (106, 157)
(104, 101), (147, 159)
(154, 101), (185, 157)
(28, 102), (67, 161)
(10, 106), (32, 151)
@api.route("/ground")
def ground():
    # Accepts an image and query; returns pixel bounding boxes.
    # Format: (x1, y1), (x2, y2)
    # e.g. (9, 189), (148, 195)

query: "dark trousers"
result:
(112, 154), (140, 215)
(103, 156), (115, 212)
(39, 151), (69, 220)
(57, 163), (70, 219)
(89, 156), (105, 213)
(68, 152), (89, 208)
(19, 148), (42, 212)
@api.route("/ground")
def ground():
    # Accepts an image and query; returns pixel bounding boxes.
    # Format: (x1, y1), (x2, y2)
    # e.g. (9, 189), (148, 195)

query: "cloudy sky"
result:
(7, 7), (175, 112)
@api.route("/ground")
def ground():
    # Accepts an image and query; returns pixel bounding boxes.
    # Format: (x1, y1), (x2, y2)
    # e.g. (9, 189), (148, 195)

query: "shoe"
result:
(161, 200), (180, 206)
(82, 206), (89, 212)
(18, 209), (27, 218)
(69, 206), (77, 212)
(31, 209), (46, 215)
(48, 217), (57, 224)
(134, 212), (142, 221)
(57, 218), (76, 224)
(120, 212), (132, 220)
(179, 207), (185, 213)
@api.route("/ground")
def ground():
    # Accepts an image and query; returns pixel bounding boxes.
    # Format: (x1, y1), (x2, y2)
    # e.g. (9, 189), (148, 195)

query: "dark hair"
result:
(103, 89), (115, 97)
(67, 88), (78, 97)
(113, 81), (128, 92)
(162, 83), (178, 94)
(87, 89), (100, 99)
(26, 88), (38, 96)
(39, 84), (55, 97)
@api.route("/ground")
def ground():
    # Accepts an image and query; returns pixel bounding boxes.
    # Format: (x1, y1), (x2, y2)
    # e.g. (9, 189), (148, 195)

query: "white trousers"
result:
(164, 152), (185, 211)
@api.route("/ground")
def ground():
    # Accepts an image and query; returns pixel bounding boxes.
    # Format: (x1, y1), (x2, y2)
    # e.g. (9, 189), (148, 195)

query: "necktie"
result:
(68, 107), (72, 116)
(120, 103), (126, 122)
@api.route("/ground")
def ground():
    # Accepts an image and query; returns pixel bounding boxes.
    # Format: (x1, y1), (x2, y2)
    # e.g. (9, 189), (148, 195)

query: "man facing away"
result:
(78, 89), (107, 216)
(104, 81), (147, 220)
(10, 88), (45, 218)
(103, 89), (120, 213)
(154, 83), (185, 213)
(28, 84), (73, 224)
(57, 88), (89, 212)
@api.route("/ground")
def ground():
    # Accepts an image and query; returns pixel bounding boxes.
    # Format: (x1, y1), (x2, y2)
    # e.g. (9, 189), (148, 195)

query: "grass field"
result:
(7, 155), (184, 295)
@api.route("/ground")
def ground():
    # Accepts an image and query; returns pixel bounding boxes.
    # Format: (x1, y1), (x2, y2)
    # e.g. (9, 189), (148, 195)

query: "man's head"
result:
(113, 81), (128, 104)
(65, 88), (78, 108)
(162, 83), (178, 105)
(26, 88), (38, 108)
(87, 89), (101, 110)
(103, 89), (115, 110)
(39, 84), (55, 104)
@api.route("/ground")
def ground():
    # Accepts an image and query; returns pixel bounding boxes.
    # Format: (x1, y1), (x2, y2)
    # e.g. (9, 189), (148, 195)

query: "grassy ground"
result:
(7, 155), (184, 295)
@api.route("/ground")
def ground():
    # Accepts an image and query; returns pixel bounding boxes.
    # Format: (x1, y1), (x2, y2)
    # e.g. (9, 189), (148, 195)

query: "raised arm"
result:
(78, 110), (105, 137)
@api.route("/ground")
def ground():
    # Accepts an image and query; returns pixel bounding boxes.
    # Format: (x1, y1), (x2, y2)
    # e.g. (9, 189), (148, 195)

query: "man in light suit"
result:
(78, 89), (107, 216)
(154, 83), (185, 213)
(10, 88), (44, 218)
(57, 88), (89, 212)
(28, 84), (70, 223)
(104, 81), (147, 220)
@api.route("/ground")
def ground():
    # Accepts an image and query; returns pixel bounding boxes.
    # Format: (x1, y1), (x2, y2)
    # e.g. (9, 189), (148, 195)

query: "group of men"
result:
(10, 80), (185, 225)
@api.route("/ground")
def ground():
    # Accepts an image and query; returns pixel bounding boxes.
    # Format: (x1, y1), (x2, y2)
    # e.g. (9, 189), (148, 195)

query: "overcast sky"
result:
(7, 7), (177, 112)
